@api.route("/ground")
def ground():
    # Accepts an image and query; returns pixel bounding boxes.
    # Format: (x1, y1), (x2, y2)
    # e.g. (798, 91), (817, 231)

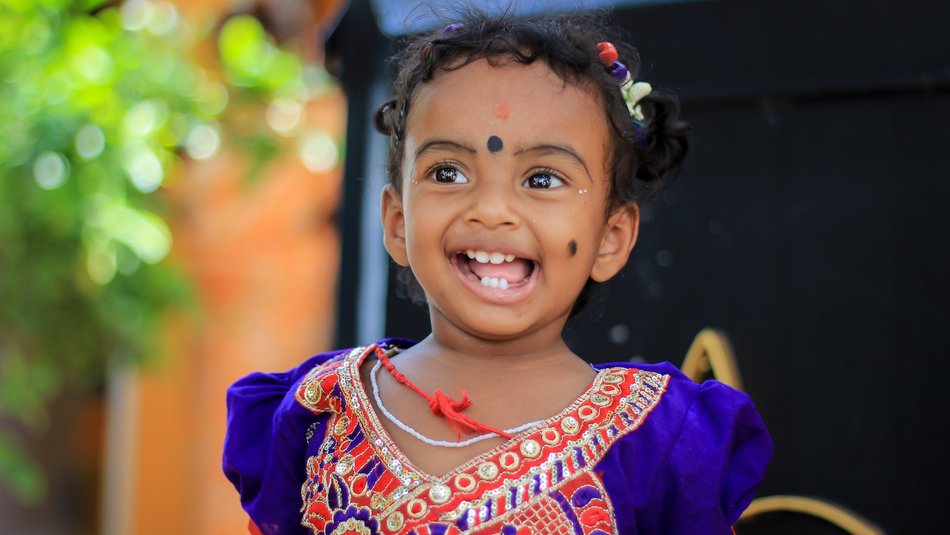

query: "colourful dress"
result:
(223, 339), (771, 535)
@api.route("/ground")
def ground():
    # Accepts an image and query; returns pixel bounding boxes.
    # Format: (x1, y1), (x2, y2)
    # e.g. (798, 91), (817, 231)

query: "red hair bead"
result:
(596, 42), (619, 66)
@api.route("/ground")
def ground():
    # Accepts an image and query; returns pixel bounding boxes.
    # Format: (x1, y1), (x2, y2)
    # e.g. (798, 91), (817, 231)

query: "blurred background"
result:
(0, 0), (946, 534)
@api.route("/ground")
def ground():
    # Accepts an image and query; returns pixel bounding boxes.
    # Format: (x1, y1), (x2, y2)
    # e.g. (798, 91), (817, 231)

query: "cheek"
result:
(568, 239), (578, 257)
(403, 197), (451, 252)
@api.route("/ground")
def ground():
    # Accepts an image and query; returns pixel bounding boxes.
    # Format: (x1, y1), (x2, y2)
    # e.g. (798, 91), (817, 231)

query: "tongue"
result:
(469, 258), (531, 282)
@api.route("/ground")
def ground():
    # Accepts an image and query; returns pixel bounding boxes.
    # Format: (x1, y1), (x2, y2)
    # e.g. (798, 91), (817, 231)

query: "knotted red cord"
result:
(374, 346), (513, 440)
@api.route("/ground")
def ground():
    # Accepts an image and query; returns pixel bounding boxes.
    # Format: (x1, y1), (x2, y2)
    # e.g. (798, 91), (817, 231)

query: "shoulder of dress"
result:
(593, 365), (672, 441)
(294, 345), (372, 414)
(528, 365), (672, 462)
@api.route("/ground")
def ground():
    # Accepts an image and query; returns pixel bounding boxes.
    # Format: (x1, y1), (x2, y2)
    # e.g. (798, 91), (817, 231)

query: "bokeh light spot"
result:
(198, 81), (229, 116)
(120, 0), (153, 31)
(146, 3), (178, 35)
(266, 97), (302, 135)
(72, 45), (114, 85)
(185, 123), (220, 160)
(33, 152), (70, 190)
(75, 124), (106, 159)
(298, 130), (338, 174)
(87, 245), (117, 285)
(123, 147), (164, 193)
(122, 100), (166, 138)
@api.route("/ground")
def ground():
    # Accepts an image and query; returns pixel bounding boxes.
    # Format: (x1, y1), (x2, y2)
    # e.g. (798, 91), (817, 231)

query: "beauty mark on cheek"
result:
(568, 239), (577, 257)
(487, 135), (503, 153)
(492, 102), (509, 121)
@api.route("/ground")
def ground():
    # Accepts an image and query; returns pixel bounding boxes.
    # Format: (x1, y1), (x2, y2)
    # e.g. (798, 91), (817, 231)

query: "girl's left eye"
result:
(431, 165), (469, 184)
(523, 171), (565, 189)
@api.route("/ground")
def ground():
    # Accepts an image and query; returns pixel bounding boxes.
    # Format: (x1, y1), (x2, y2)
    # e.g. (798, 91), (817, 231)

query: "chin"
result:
(432, 305), (561, 344)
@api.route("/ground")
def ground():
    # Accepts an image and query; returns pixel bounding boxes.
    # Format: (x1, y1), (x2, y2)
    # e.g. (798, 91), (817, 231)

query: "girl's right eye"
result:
(431, 165), (469, 184)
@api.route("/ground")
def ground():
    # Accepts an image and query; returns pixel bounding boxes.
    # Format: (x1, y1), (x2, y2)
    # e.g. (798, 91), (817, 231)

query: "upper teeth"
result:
(466, 250), (516, 264)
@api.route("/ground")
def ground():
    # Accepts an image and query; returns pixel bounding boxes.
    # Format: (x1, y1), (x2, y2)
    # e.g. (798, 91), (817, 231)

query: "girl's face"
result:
(382, 58), (639, 344)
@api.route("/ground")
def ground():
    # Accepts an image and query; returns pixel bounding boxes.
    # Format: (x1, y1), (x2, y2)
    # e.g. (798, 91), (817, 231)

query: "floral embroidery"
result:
(294, 345), (670, 534)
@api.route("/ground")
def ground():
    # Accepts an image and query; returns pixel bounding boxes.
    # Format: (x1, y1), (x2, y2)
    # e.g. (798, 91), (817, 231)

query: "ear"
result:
(381, 184), (409, 266)
(590, 203), (640, 282)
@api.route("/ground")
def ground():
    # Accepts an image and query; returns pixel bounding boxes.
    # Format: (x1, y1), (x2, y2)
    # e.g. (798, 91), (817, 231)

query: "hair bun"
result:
(635, 93), (690, 184)
(374, 99), (400, 136)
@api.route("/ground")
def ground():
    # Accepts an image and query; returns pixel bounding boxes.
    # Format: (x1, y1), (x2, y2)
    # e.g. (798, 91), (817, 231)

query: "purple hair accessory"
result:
(632, 122), (647, 146)
(607, 61), (628, 81)
(443, 23), (464, 34)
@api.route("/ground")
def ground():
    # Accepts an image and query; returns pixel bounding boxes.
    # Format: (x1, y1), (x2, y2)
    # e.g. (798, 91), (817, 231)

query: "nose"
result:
(463, 180), (521, 230)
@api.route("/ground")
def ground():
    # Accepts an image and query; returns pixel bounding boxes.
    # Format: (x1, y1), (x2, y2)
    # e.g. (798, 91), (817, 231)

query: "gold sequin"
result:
(499, 451), (520, 471)
(370, 492), (388, 510)
(541, 428), (560, 445)
(454, 473), (477, 492)
(520, 439), (541, 458)
(429, 484), (451, 504)
(385, 512), (405, 531)
(334, 456), (353, 476)
(406, 498), (428, 518)
(602, 373), (623, 383)
(304, 382), (321, 404)
(331, 518), (374, 534)
(561, 416), (580, 434)
(477, 461), (499, 481)
(591, 394), (611, 407)
(600, 383), (622, 396)
(333, 415), (350, 435)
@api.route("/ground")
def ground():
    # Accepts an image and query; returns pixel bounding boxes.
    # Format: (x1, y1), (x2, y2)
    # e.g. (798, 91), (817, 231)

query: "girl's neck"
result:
(415, 313), (583, 375)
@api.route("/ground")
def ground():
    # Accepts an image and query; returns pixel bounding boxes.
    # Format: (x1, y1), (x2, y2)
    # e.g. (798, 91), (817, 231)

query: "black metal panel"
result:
(570, 90), (950, 534)
(614, 0), (950, 100)
(328, 0), (389, 348)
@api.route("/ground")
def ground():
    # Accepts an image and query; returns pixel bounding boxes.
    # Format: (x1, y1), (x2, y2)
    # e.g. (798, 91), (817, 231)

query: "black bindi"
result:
(487, 135), (503, 153)
(568, 239), (577, 257)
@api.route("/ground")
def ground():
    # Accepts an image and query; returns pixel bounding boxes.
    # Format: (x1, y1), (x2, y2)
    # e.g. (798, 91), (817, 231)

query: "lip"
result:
(448, 244), (540, 305)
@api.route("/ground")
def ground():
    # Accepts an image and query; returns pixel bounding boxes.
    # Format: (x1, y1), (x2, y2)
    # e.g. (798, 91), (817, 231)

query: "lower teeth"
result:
(480, 276), (509, 289)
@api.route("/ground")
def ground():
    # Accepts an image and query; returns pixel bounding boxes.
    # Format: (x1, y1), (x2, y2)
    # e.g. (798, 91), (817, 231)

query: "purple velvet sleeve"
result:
(594, 362), (772, 534)
(223, 351), (345, 535)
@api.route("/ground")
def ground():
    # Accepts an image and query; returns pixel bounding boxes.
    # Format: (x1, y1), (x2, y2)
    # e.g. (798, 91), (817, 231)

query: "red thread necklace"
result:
(374, 346), (513, 441)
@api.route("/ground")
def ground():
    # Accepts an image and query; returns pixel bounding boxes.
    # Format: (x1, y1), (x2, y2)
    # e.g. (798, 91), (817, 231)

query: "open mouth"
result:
(452, 249), (537, 291)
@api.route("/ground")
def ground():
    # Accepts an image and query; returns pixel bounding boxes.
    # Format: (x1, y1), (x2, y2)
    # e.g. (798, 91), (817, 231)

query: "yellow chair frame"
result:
(679, 329), (887, 535)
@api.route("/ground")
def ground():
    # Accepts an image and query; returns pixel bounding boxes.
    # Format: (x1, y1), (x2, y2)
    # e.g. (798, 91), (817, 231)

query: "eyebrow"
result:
(414, 139), (477, 161)
(514, 144), (593, 182)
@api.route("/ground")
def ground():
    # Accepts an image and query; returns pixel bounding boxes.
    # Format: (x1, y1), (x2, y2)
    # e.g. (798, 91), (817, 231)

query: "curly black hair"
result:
(374, 9), (690, 311)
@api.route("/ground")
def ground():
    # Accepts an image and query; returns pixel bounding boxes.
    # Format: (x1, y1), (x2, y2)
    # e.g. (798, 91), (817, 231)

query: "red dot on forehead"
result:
(492, 102), (510, 121)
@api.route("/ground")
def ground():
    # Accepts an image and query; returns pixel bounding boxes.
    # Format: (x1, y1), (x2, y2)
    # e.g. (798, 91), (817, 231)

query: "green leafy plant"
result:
(0, 0), (335, 503)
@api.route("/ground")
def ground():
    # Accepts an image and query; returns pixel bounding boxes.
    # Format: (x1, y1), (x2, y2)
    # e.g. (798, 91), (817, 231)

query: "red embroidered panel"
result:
(294, 345), (669, 534)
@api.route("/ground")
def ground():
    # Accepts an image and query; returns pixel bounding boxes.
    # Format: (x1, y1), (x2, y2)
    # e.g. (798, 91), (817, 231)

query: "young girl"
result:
(224, 11), (771, 535)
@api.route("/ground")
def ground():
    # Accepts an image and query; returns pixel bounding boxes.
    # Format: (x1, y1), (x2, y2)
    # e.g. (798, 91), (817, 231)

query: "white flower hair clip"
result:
(597, 42), (652, 123)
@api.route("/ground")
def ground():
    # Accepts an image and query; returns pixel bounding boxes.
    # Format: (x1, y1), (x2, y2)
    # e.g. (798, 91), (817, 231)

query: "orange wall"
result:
(130, 92), (346, 535)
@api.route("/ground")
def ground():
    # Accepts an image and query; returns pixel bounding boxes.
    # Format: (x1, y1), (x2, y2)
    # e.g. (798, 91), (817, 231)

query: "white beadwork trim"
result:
(369, 359), (543, 448)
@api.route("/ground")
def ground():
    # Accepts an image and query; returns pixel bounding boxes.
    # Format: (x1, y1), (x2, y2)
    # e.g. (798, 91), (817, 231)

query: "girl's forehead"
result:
(406, 59), (606, 149)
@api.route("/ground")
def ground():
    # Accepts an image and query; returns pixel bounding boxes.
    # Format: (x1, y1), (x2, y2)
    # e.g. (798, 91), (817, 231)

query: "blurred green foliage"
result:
(0, 0), (333, 503)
